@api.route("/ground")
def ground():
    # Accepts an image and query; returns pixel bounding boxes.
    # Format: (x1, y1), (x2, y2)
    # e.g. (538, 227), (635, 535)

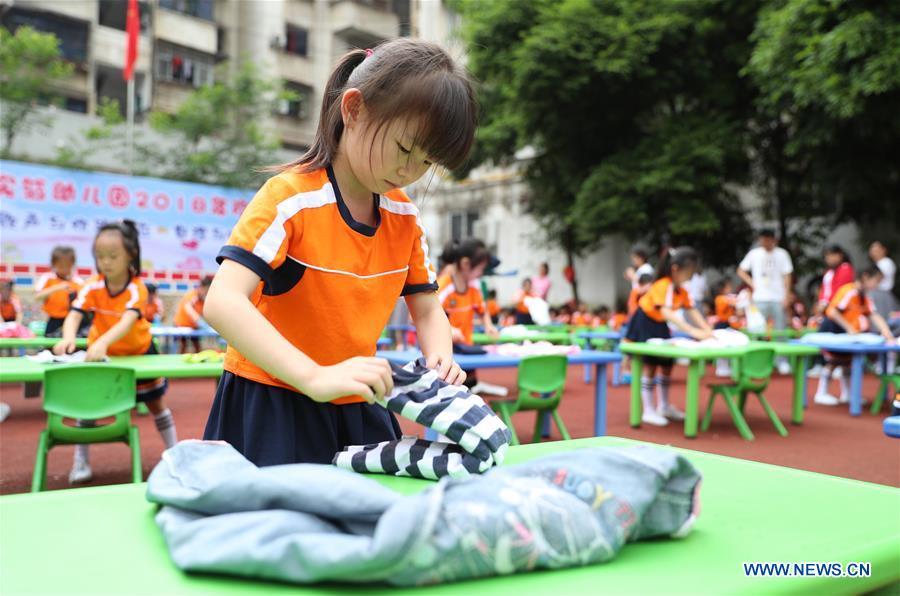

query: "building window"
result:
(156, 44), (215, 88)
(1, 8), (89, 63)
(98, 0), (150, 32)
(159, 0), (214, 21)
(279, 82), (312, 119)
(64, 97), (88, 113)
(450, 210), (480, 242)
(284, 25), (309, 57)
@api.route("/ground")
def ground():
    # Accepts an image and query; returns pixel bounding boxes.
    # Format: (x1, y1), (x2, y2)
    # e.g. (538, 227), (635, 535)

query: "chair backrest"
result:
(43, 366), (137, 420)
(737, 348), (776, 385)
(517, 354), (568, 404)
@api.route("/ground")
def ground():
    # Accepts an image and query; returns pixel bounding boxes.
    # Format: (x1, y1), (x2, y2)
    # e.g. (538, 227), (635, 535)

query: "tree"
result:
(453, 0), (758, 300)
(0, 26), (73, 158)
(745, 0), (900, 270)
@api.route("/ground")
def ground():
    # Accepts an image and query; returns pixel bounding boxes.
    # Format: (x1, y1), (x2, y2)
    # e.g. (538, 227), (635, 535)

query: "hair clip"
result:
(365, 48), (374, 58)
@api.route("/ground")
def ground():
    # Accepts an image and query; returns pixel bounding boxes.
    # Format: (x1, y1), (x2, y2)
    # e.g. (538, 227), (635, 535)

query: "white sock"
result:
(73, 419), (94, 465)
(655, 375), (671, 410)
(154, 408), (177, 449)
(815, 368), (832, 397)
(839, 374), (850, 401)
(641, 376), (654, 412)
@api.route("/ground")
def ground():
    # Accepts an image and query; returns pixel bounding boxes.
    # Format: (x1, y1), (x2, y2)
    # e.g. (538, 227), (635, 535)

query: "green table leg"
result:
(790, 355), (804, 425)
(630, 356), (643, 427)
(684, 360), (702, 438)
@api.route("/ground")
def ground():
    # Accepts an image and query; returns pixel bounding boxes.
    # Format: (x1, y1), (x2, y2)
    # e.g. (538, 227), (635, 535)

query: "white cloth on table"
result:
(647, 329), (750, 350)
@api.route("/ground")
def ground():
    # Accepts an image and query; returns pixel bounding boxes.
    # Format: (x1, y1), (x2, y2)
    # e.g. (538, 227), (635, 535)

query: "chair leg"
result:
(756, 392), (788, 437)
(721, 389), (755, 440)
(701, 388), (718, 432)
(870, 378), (887, 414)
(31, 430), (50, 493)
(496, 403), (520, 446)
(738, 391), (748, 413)
(129, 426), (142, 484)
(551, 409), (572, 441)
(532, 411), (547, 444)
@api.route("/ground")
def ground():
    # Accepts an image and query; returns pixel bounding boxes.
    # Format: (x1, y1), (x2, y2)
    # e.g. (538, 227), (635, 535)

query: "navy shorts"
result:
(818, 318), (852, 365)
(625, 309), (674, 367)
(136, 341), (168, 403)
(203, 372), (403, 466)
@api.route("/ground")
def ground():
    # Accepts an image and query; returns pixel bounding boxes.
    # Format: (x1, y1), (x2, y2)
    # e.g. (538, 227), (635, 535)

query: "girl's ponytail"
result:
(283, 49), (368, 173)
(656, 246), (698, 279)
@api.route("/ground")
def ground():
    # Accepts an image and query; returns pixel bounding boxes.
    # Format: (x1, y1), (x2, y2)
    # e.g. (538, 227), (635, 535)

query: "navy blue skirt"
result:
(817, 318), (851, 364)
(625, 309), (674, 367)
(203, 372), (403, 467)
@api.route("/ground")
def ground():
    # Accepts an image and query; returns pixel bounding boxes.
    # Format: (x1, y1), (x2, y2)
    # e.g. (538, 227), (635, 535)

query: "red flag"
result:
(124, 0), (139, 81)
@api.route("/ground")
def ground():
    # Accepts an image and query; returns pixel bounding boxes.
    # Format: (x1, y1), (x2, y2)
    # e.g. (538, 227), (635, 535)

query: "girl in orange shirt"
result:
(54, 220), (177, 484)
(625, 247), (712, 426)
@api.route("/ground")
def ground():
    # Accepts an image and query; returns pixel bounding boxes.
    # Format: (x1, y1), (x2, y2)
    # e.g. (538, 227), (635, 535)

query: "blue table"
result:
(377, 349), (621, 436)
(151, 327), (222, 354)
(795, 339), (899, 415)
(577, 331), (624, 384)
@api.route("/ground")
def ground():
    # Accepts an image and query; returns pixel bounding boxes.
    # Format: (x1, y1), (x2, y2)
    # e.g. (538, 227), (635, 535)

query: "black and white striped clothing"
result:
(333, 359), (511, 479)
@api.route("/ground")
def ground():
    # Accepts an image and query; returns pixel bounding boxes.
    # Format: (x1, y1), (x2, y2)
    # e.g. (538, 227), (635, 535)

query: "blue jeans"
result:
(755, 300), (786, 330)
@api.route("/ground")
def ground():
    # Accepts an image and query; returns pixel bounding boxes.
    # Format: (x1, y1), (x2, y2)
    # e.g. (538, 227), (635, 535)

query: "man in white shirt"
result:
(737, 229), (794, 372)
(868, 241), (897, 318)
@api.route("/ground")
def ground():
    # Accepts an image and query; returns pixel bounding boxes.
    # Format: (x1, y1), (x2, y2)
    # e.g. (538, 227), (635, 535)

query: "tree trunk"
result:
(563, 226), (580, 305)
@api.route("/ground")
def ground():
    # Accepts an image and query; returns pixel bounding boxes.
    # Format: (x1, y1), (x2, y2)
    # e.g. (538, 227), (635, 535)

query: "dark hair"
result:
(522, 277), (533, 288)
(637, 273), (653, 285)
(200, 275), (214, 288)
(50, 246), (76, 265)
(146, 283), (157, 294)
(487, 289), (497, 299)
(597, 304), (610, 314)
(441, 238), (491, 270)
(860, 265), (884, 280)
(758, 228), (777, 239)
(823, 244), (851, 265)
(714, 278), (733, 296)
(281, 39), (476, 173)
(95, 219), (141, 276)
(0, 279), (13, 289)
(656, 246), (699, 279)
(631, 246), (649, 262)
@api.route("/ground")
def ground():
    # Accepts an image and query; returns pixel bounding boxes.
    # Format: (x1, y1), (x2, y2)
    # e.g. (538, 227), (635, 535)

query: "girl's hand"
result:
(486, 326), (500, 340)
(450, 327), (465, 343)
(303, 357), (394, 404)
(425, 353), (466, 386)
(85, 341), (109, 362)
(52, 338), (77, 355)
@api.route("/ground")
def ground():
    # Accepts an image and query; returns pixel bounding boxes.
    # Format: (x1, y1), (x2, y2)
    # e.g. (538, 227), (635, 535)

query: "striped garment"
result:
(333, 359), (511, 479)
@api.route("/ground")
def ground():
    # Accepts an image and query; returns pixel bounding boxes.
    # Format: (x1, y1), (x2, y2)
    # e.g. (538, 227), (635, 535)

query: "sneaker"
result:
(833, 368), (843, 379)
(68, 460), (93, 484)
(777, 361), (792, 376)
(839, 393), (849, 404)
(470, 381), (509, 397)
(806, 364), (823, 378)
(641, 409), (669, 426)
(661, 404), (685, 421)
(0, 402), (10, 423)
(814, 393), (840, 406)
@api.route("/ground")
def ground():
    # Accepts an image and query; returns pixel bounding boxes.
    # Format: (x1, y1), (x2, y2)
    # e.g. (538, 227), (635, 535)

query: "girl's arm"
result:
(184, 300), (201, 324)
(14, 300), (23, 325)
(825, 308), (856, 334)
(52, 309), (84, 355)
(661, 307), (712, 340)
(870, 312), (896, 343)
(483, 313), (499, 339)
(406, 292), (465, 384)
(736, 267), (754, 291)
(686, 307), (713, 333)
(85, 310), (141, 361)
(204, 260), (393, 403)
(33, 284), (71, 302)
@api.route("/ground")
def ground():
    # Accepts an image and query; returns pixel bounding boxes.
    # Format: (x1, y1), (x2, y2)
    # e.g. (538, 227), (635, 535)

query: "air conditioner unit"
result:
(269, 35), (285, 50)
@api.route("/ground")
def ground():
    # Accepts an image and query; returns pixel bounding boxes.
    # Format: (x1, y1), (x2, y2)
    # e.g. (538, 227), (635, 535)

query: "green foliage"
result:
(0, 26), (73, 157)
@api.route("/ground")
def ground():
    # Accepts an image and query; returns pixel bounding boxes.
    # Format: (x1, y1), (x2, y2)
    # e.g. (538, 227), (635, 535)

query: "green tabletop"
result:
(472, 331), (573, 345)
(1, 437), (896, 595)
(0, 337), (88, 350)
(0, 354), (223, 383)
(620, 342), (821, 436)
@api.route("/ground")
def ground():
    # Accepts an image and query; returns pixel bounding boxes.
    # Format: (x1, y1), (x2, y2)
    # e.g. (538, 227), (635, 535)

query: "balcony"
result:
(93, 25), (152, 73)
(275, 53), (315, 88)
(275, 115), (317, 151)
(155, 8), (217, 55)
(330, 0), (399, 43)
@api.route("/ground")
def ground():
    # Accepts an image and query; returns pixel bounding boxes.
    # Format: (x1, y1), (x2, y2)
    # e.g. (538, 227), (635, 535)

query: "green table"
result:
(472, 331), (573, 345)
(621, 342), (821, 437)
(0, 337), (88, 350)
(1, 437), (896, 595)
(0, 354), (223, 384)
(741, 329), (801, 341)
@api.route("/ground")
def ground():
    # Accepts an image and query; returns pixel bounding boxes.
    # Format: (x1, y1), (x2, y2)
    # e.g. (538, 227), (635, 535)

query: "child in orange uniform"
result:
(173, 276), (212, 353)
(54, 220), (177, 483)
(0, 279), (22, 324)
(143, 283), (164, 324)
(34, 246), (84, 336)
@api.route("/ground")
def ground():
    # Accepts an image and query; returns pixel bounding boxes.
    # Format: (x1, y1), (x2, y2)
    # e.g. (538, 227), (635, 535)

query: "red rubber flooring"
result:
(2, 365), (897, 494)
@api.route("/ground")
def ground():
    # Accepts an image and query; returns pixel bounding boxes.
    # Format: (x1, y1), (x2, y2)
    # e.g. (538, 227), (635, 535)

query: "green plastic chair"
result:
(32, 366), (141, 492)
(871, 373), (900, 414)
(701, 347), (785, 441)
(490, 354), (571, 445)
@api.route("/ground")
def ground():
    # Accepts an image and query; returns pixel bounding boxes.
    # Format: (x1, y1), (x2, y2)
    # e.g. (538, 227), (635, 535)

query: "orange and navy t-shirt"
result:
(173, 289), (203, 328)
(72, 276), (152, 356)
(638, 277), (694, 323)
(437, 274), (485, 345)
(826, 283), (874, 333)
(35, 272), (83, 319)
(143, 296), (164, 323)
(486, 298), (500, 319)
(1, 294), (21, 321)
(218, 166), (437, 404)
(514, 290), (534, 314)
(610, 312), (628, 330)
(714, 294), (739, 328)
